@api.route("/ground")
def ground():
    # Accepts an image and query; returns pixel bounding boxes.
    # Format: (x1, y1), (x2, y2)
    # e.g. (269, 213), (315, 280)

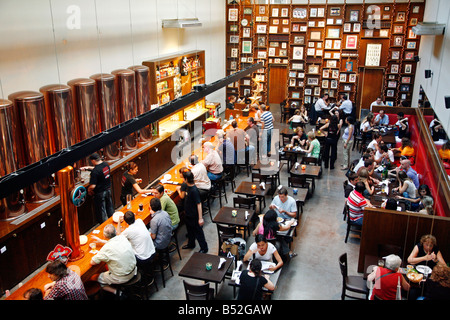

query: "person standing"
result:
(320, 115), (340, 169)
(341, 116), (355, 170)
(260, 104), (274, 156)
(82, 153), (114, 223)
(120, 161), (153, 206)
(176, 170), (208, 253)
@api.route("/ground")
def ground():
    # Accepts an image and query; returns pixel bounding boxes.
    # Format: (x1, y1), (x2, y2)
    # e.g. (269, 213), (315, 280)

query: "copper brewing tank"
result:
(111, 69), (138, 153)
(40, 84), (78, 154)
(128, 65), (152, 143)
(0, 99), (27, 220)
(89, 73), (121, 163)
(67, 78), (102, 168)
(7, 91), (55, 203)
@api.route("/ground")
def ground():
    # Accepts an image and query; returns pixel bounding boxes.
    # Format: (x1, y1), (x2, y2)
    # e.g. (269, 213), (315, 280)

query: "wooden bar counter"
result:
(5, 109), (256, 300)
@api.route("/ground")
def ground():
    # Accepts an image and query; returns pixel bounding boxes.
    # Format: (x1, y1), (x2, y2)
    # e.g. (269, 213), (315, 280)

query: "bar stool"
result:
(84, 280), (103, 300)
(152, 247), (174, 288)
(138, 262), (159, 297)
(210, 175), (228, 207)
(169, 227), (182, 260)
(113, 271), (146, 300)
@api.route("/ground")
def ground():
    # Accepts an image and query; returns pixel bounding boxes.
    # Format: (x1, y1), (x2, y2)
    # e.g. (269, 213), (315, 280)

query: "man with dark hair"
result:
(118, 211), (155, 272)
(347, 182), (375, 225)
(44, 260), (88, 300)
(150, 184), (180, 230)
(81, 153), (114, 223)
(149, 197), (173, 252)
(269, 186), (297, 220)
(344, 172), (359, 198)
(396, 112), (409, 138)
(176, 170), (208, 253)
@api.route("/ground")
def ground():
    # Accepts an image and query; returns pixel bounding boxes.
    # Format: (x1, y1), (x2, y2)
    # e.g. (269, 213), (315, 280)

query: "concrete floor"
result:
(147, 105), (365, 300)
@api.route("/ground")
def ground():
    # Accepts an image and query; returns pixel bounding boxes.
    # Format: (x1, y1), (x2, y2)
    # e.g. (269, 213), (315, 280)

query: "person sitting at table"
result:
(117, 211), (156, 273)
(253, 209), (296, 258)
(314, 93), (330, 119)
(149, 197), (173, 257)
(417, 196), (435, 215)
(290, 126), (307, 147)
(243, 234), (283, 272)
(43, 260), (88, 300)
(303, 131), (321, 158)
(299, 104), (309, 125)
(407, 234), (446, 270)
(357, 168), (375, 198)
(149, 184), (180, 230)
(396, 184), (431, 212)
(438, 141), (450, 162)
(382, 198), (398, 211)
(367, 132), (383, 153)
(391, 137), (415, 159)
(226, 95), (236, 110)
(374, 143), (395, 167)
(188, 154), (211, 201)
(346, 181), (375, 226)
(237, 258), (275, 300)
(90, 224), (137, 298)
(288, 109), (303, 130)
(344, 172), (358, 199)
(337, 94), (353, 120)
(23, 288), (43, 300)
(422, 263), (450, 300)
(216, 129), (235, 165)
(228, 120), (254, 165)
(269, 186), (298, 220)
(120, 162), (154, 206)
(367, 254), (410, 300)
(201, 141), (223, 181)
(395, 112), (409, 139)
(360, 113), (374, 141)
(353, 150), (374, 173)
(374, 110), (390, 126)
(392, 158), (419, 189)
(357, 158), (381, 183)
(176, 170), (208, 254)
(370, 97), (385, 112)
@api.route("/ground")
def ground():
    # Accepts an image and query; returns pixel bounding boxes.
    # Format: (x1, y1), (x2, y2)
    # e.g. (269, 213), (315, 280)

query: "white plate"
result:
(112, 211), (124, 223)
(79, 235), (88, 245)
(416, 265), (432, 274)
(164, 174), (171, 181)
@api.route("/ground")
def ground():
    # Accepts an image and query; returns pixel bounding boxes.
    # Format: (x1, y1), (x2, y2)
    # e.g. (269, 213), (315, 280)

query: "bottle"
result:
(382, 166), (388, 180)
(229, 114), (233, 121)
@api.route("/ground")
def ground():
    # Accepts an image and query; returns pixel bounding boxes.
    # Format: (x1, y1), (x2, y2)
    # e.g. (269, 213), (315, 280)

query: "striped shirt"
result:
(261, 111), (274, 130)
(346, 190), (367, 221)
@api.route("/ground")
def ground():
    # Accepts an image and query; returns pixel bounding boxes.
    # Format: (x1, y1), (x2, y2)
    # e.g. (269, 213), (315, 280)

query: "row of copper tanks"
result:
(0, 65), (153, 221)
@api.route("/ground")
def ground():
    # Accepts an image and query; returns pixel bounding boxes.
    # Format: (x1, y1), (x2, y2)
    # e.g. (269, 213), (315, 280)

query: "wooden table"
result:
(212, 206), (255, 239)
(234, 181), (270, 213)
(282, 145), (306, 168)
(252, 160), (284, 188)
(178, 252), (234, 296)
(228, 261), (282, 299)
(290, 164), (321, 195)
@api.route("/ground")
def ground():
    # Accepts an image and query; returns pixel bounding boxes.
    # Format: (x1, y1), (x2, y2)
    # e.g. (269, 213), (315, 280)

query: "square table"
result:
(178, 252), (234, 296)
(213, 206), (255, 239)
(234, 181), (270, 212)
(290, 164), (321, 195)
(252, 160), (284, 187)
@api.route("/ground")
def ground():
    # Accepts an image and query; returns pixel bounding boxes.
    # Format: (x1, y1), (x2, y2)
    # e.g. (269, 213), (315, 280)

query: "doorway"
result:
(268, 65), (287, 104)
(357, 67), (384, 118)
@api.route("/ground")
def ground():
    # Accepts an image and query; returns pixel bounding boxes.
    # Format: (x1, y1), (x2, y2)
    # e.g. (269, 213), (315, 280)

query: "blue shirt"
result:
(375, 114), (389, 126)
(271, 195), (298, 220)
(406, 167), (420, 189)
(261, 111), (274, 130)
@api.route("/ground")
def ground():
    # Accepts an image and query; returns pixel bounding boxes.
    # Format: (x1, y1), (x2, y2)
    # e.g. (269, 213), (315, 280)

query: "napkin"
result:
(236, 260), (243, 271)
(218, 257), (227, 269)
(260, 182), (265, 190)
(295, 162), (300, 170)
(245, 211), (250, 220)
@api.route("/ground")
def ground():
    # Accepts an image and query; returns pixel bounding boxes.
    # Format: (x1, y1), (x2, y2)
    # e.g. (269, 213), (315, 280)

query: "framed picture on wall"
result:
(242, 41), (252, 54)
(256, 25), (267, 33)
(353, 23), (361, 32)
(394, 36), (403, 46)
(243, 28), (251, 37)
(230, 35), (239, 43)
(322, 80), (329, 88)
(228, 8), (238, 21)
(402, 77), (411, 84)
(343, 23), (351, 32)
(350, 10), (359, 22)
(404, 64), (413, 74)
(327, 28), (340, 39)
(308, 64), (320, 74)
(386, 90), (395, 97)
(345, 61), (353, 72)
(307, 78), (319, 86)
(392, 51), (400, 59)
(292, 47), (304, 60)
(391, 64), (399, 73)
(345, 35), (358, 49)
(349, 74), (357, 83)
(304, 88), (312, 95)
(330, 7), (341, 16)
(314, 86), (321, 96)
(294, 36), (304, 44)
(272, 8), (279, 17)
(230, 48), (238, 57)
(293, 8), (307, 19)
(405, 52), (415, 60)
(292, 63), (304, 70)
(407, 41), (417, 49)
(396, 12), (406, 22)
(330, 80), (338, 89)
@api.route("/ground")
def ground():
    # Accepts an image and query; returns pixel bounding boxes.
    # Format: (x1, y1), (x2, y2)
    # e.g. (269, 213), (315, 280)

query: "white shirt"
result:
(314, 98), (329, 112)
(191, 163), (211, 190)
(370, 101), (385, 112)
(361, 121), (372, 132)
(339, 99), (353, 114)
(375, 150), (394, 163)
(121, 219), (155, 260)
(367, 139), (378, 151)
(249, 242), (277, 261)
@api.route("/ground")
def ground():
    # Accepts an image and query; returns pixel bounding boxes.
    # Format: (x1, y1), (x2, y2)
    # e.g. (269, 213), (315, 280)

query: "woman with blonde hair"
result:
(358, 168), (374, 198)
(407, 234), (446, 270)
(303, 131), (321, 158)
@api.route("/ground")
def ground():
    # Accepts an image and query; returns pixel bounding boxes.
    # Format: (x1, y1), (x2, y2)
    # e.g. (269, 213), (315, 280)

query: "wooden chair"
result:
(339, 253), (369, 300)
(288, 176), (310, 199)
(352, 121), (363, 152)
(233, 196), (257, 235)
(223, 164), (236, 192)
(344, 204), (362, 243)
(183, 280), (214, 300)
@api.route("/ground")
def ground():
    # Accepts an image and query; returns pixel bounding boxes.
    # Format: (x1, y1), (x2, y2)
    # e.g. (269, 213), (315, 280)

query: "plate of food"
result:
(415, 265), (432, 275)
(406, 271), (423, 283)
(112, 211), (124, 223)
(79, 235), (88, 245)
(276, 217), (284, 223)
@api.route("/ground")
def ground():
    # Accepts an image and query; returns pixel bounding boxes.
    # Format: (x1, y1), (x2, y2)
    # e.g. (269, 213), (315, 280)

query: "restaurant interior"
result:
(0, 0), (449, 303)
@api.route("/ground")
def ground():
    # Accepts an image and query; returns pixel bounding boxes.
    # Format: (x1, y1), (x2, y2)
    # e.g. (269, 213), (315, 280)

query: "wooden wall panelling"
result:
(358, 208), (450, 274)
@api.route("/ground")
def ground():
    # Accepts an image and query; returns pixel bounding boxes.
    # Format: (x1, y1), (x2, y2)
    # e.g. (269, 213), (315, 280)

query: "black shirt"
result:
(237, 270), (268, 300)
(180, 182), (202, 218)
(89, 162), (111, 193)
(121, 172), (136, 197)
